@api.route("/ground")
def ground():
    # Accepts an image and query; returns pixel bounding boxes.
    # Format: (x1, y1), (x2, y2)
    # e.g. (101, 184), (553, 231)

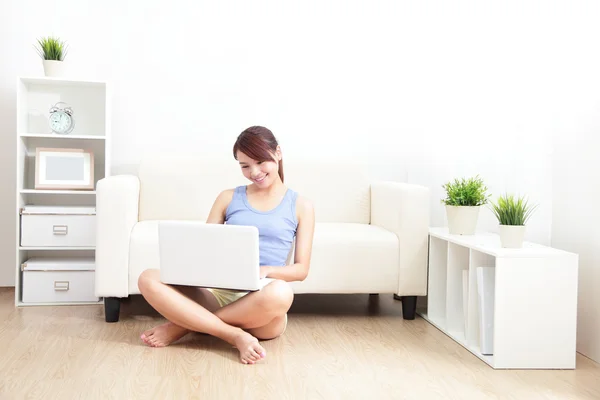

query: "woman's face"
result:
(236, 150), (280, 187)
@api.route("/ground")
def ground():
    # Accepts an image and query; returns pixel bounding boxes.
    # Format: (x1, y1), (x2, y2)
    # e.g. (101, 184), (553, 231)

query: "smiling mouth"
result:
(254, 174), (267, 183)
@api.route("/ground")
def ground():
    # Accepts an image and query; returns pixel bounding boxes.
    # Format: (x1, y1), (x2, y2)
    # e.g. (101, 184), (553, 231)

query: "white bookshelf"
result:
(418, 227), (579, 369)
(15, 76), (111, 306)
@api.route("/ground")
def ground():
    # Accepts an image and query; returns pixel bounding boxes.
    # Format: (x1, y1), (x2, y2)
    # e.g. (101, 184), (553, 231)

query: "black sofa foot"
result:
(401, 296), (417, 320)
(104, 297), (121, 323)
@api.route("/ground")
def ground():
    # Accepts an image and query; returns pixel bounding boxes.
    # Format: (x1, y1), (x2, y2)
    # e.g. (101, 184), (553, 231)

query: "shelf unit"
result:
(418, 227), (579, 369)
(15, 76), (110, 306)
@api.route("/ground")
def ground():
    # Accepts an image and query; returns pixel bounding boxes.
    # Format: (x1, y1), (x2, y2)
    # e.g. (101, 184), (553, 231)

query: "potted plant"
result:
(489, 194), (537, 248)
(441, 175), (489, 235)
(34, 36), (68, 77)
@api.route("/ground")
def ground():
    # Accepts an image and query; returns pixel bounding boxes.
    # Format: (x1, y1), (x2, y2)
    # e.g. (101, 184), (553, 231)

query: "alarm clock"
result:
(49, 102), (74, 134)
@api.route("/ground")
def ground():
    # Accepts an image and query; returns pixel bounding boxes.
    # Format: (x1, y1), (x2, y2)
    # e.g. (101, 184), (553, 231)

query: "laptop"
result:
(158, 221), (272, 291)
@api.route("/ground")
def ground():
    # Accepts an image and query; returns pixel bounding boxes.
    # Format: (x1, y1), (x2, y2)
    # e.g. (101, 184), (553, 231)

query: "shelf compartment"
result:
(19, 191), (97, 208)
(17, 77), (107, 136)
(427, 236), (447, 320)
(446, 243), (469, 337)
(18, 154), (104, 192)
(468, 250), (495, 349)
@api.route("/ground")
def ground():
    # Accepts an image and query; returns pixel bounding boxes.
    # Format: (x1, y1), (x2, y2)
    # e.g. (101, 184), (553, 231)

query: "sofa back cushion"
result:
(138, 155), (245, 222)
(283, 160), (371, 223)
(137, 155), (371, 224)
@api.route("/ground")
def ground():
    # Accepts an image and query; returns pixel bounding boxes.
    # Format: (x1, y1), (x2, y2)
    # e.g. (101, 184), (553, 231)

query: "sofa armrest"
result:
(371, 181), (430, 296)
(95, 175), (140, 298)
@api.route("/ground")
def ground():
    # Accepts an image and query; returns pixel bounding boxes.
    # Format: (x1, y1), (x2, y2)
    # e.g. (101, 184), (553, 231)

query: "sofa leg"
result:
(104, 297), (121, 323)
(401, 296), (417, 320)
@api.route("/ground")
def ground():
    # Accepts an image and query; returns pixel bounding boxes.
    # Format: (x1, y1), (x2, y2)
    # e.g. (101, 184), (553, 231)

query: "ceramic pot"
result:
(498, 225), (526, 248)
(446, 205), (480, 235)
(43, 60), (65, 77)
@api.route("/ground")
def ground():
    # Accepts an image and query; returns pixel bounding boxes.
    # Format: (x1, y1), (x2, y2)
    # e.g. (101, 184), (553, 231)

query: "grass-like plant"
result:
(35, 36), (68, 61)
(490, 194), (537, 225)
(441, 175), (490, 207)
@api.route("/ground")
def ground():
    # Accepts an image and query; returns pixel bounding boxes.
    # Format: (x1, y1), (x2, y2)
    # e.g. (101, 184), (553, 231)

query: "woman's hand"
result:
(259, 266), (272, 279)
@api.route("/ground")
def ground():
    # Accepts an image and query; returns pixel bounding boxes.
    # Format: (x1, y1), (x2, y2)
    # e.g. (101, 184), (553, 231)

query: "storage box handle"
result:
(54, 281), (69, 291)
(53, 225), (68, 235)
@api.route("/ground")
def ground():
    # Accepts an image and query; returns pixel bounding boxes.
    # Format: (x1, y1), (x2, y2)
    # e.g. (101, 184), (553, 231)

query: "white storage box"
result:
(20, 206), (96, 247)
(21, 257), (99, 303)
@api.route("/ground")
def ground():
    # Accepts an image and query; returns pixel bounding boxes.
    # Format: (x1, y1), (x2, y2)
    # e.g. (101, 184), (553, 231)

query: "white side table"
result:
(419, 227), (579, 369)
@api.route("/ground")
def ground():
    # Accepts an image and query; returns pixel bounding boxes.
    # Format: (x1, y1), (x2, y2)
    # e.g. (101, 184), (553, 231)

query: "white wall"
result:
(551, 10), (600, 364)
(553, 139), (600, 364)
(0, 0), (598, 360)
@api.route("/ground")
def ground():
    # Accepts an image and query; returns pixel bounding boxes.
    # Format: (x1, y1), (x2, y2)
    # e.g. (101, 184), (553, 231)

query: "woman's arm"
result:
(206, 189), (234, 224)
(260, 195), (315, 282)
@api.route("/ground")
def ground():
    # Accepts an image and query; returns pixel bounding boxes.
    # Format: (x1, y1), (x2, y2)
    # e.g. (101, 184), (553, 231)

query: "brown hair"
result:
(233, 126), (284, 183)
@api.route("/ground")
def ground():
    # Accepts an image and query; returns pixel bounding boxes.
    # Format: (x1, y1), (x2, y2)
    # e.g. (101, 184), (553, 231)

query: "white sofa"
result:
(95, 155), (430, 322)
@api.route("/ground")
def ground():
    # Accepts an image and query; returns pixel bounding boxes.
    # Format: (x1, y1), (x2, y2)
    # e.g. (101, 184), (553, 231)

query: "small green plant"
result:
(489, 194), (537, 225)
(441, 175), (490, 206)
(34, 36), (68, 61)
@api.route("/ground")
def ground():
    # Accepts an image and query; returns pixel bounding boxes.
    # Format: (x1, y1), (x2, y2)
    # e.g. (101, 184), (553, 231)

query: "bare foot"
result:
(233, 330), (266, 364)
(140, 322), (189, 347)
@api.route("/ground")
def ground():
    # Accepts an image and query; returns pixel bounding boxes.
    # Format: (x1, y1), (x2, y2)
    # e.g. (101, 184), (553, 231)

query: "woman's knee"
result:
(263, 280), (294, 310)
(137, 269), (160, 292)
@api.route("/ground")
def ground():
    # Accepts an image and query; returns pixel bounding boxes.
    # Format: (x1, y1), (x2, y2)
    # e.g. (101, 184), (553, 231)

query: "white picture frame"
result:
(35, 147), (94, 190)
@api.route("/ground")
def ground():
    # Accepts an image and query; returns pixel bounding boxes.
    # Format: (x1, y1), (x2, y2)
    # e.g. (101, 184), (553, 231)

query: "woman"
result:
(137, 126), (315, 365)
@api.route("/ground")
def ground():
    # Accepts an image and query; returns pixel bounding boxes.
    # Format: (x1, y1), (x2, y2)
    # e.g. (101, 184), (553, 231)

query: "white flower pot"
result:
(499, 225), (526, 248)
(445, 205), (480, 235)
(43, 60), (66, 77)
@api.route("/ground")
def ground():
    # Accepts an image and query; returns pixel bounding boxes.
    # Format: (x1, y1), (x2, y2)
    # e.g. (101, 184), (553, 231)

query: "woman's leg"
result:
(142, 285), (289, 345)
(140, 284), (220, 347)
(137, 269), (266, 364)
(142, 281), (291, 345)
(214, 280), (294, 338)
(247, 315), (288, 340)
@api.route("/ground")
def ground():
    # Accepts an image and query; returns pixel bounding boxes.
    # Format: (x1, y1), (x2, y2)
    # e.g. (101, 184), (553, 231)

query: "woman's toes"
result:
(253, 343), (266, 358)
(141, 333), (152, 346)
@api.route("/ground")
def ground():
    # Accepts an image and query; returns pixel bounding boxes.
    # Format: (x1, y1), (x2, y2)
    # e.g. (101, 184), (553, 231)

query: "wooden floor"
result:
(1, 288), (599, 400)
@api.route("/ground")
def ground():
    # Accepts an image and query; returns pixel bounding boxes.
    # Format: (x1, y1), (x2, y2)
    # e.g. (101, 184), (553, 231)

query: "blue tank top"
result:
(225, 186), (298, 267)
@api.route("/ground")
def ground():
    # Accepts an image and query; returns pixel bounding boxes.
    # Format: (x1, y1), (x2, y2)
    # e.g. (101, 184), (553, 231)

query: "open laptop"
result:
(158, 221), (272, 291)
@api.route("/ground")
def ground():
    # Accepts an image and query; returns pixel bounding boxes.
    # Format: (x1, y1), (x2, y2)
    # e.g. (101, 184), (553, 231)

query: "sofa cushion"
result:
(128, 221), (399, 295)
(289, 223), (399, 294)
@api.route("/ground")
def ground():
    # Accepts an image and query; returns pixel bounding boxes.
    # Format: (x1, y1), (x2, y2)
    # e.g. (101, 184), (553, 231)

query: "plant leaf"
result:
(33, 36), (67, 61)
(441, 175), (490, 206)
(489, 193), (538, 225)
